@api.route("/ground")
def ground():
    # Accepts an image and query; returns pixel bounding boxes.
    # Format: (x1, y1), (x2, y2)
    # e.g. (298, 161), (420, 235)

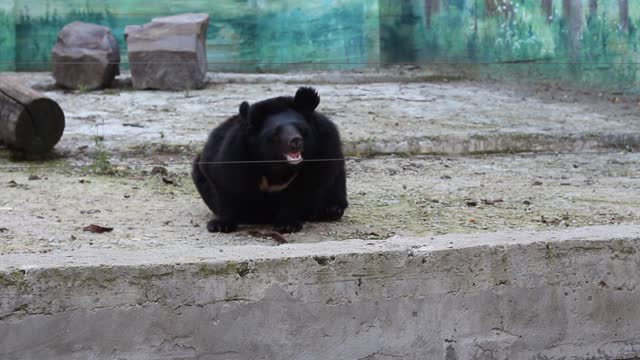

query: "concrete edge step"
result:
(2, 224), (638, 273)
(2, 224), (640, 359)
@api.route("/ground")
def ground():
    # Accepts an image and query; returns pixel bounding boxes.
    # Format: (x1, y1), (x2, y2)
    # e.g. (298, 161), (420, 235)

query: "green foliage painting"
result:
(1, 0), (639, 91)
(9, 0), (379, 72)
(380, 0), (640, 91)
(0, 1), (15, 71)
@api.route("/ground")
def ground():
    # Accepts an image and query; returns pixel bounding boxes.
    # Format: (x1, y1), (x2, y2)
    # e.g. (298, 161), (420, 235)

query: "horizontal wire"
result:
(2, 61), (640, 66)
(0, 150), (631, 171)
(0, 158), (347, 170)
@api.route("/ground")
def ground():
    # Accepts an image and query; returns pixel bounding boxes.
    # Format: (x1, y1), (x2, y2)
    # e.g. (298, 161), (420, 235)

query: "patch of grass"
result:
(128, 142), (196, 156)
(89, 135), (113, 174)
(77, 84), (90, 93)
(87, 135), (135, 177)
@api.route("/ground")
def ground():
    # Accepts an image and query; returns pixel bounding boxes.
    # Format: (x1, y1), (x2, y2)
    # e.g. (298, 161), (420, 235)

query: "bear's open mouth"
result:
(285, 152), (303, 165)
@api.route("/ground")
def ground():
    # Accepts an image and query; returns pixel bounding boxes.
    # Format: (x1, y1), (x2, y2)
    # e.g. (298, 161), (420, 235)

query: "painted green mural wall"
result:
(11, 0), (379, 72)
(2, 1), (639, 90)
(253, 1), (379, 71)
(0, 0), (15, 71)
(380, 0), (640, 91)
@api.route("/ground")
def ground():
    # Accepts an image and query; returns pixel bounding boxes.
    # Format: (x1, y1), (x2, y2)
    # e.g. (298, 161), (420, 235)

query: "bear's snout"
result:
(280, 126), (304, 165)
(280, 125), (304, 153)
(288, 136), (303, 152)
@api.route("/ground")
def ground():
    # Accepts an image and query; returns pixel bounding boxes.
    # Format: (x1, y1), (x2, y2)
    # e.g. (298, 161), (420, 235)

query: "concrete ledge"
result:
(343, 132), (640, 156)
(2, 225), (640, 359)
(17, 69), (462, 90)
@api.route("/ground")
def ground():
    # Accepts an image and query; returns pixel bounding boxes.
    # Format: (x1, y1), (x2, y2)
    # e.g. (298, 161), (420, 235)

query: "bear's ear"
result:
(294, 87), (320, 113)
(239, 101), (250, 119)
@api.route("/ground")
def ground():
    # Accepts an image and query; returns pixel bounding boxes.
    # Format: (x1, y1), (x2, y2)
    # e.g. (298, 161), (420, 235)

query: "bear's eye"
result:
(268, 132), (279, 143)
(297, 126), (308, 137)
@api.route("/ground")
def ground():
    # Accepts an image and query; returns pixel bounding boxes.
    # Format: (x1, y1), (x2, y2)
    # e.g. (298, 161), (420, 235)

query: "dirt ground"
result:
(4, 71), (640, 157)
(1, 151), (637, 254)
(0, 71), (639, 254)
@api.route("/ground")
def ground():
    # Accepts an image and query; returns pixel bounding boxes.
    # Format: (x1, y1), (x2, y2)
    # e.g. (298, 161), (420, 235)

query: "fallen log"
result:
(0, 76), (65, 154)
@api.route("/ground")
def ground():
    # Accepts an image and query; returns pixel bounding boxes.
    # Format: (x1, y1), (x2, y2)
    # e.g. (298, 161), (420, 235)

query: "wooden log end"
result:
(15, 98), (66, 154)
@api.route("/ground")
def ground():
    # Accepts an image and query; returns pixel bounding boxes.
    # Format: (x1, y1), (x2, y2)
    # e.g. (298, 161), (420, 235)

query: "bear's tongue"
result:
(286, 152), (302, 164)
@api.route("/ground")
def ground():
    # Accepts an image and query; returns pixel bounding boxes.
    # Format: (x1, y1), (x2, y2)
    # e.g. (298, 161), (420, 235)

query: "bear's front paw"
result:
(315, 205), (345, 222)
(207, 219), (238, 233)
(273, 221), (303, 234)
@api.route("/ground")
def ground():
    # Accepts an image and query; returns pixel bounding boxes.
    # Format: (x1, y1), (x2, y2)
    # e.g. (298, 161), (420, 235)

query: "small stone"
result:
(161, 177), (175, 185)
(51, 22), (120, 90)
(151, 166), (168, 176)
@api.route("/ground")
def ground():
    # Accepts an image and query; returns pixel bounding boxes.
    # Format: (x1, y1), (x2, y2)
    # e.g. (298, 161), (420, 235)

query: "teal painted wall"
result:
(11, 0), (379, 72)
(2, 1), (640, 90)
(380, 0), (640, 91)
(253, 1), (379, 71)
(0, 0), (15, 71)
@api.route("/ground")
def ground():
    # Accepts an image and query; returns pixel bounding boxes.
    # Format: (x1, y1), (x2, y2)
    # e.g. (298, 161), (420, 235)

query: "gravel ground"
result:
(1, 71), (638, 255)
(1, 151), (637, 254)
(2, 71), (639, 157)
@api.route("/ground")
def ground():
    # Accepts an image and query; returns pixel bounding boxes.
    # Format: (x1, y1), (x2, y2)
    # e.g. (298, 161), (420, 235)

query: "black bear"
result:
(192, 87), (348, 233)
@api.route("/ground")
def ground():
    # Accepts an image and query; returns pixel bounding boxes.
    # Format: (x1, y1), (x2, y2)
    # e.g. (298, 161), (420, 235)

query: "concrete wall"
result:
(1, 225), (640, 359)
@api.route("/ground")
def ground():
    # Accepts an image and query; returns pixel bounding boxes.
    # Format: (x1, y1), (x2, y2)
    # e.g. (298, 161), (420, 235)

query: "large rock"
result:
(51, 22), (120, 90)
(125, 13), (210, 90)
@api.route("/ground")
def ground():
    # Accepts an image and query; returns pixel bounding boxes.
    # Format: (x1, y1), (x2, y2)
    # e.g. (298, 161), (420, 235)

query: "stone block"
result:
(125, 13), (210, 90)
(51, 22), (120, 90)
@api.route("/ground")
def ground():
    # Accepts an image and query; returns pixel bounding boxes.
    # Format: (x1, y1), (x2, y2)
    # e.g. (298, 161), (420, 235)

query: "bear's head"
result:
(239, 87), (320, 166)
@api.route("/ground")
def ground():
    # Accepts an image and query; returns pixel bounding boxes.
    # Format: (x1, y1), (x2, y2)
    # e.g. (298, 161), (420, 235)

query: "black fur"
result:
(192, 87), (348, 233)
